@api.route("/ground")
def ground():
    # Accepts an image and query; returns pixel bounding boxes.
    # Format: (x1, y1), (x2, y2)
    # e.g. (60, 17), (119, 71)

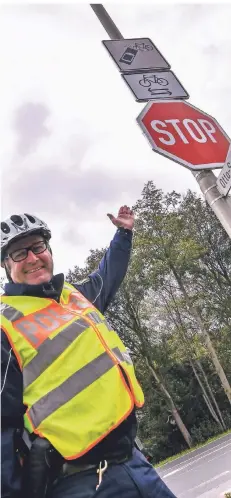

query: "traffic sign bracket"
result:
(210, 194), (224, 206)
(204, 184), (217, 195)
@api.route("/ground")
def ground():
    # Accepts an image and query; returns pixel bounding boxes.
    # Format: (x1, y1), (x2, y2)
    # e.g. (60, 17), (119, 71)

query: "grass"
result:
(155, 429), (231, 468)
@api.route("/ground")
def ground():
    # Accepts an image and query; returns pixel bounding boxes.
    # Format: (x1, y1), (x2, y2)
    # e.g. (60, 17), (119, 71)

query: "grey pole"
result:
(90, 4), (231, 238)
(191, 170), (231, 236)
(90, 4), (123, 39)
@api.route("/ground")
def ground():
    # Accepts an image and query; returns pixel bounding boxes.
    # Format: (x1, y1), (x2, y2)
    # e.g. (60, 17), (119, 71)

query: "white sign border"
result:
(136, 100), (231, 171)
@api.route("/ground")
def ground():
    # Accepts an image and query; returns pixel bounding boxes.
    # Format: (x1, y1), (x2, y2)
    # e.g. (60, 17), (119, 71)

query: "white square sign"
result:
(102, 38), (170, 72)
(122, 70), (189, 102)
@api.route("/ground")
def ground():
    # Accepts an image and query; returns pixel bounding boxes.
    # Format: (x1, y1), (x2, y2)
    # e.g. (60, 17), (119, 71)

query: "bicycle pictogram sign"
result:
(139, 73), (172, 96)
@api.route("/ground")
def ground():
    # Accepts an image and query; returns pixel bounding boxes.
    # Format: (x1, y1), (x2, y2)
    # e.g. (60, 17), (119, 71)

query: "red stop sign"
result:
(137, 100), (230, 170)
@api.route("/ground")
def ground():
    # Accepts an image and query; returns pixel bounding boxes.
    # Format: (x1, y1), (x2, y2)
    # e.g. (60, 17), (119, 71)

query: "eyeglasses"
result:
(7, 240), (48, 263)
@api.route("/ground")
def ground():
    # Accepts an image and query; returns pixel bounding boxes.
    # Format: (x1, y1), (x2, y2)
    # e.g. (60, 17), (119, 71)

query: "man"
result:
(1, 209), (176, 498)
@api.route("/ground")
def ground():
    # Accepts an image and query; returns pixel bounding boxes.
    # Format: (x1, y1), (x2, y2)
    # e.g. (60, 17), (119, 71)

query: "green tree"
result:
(132, 182), (231, 404)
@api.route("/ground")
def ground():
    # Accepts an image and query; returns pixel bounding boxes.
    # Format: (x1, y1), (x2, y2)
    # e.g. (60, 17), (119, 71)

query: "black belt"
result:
(61, 454), (130, 477)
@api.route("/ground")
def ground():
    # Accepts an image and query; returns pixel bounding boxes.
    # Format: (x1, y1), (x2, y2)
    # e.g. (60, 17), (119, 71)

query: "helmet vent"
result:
(25, 214), (36, 224)
(1, 222), (10, 234)
(11, 215), (23, 226)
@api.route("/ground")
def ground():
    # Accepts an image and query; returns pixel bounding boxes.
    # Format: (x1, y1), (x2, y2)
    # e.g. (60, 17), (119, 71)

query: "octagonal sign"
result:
(137, 100), (231, 170)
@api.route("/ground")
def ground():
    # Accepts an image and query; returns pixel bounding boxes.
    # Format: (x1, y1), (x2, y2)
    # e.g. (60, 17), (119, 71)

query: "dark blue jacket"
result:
(1, 228), (137, 498)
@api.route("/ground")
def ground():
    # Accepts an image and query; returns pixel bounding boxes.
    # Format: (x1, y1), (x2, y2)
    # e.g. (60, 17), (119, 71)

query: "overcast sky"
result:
(1, 2), (231, 279)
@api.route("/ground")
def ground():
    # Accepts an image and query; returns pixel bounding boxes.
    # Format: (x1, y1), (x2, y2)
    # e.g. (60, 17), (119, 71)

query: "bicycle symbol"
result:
(131, 42), (153, 52)
(139, 74), (169, 87)
(139, 74), (172, 96)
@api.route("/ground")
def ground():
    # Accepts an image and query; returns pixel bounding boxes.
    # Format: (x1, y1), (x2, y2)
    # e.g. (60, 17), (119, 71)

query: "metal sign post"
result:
(90, 3), (231, 238)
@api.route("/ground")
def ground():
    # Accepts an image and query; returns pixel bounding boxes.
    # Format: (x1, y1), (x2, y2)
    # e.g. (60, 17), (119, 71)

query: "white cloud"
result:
(12, 102), (51, 155)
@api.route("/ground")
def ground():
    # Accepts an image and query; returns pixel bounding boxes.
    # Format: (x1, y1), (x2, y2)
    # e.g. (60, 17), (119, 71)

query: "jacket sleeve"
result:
(1, 330), (24, 498)
(73, 228), (132, 314)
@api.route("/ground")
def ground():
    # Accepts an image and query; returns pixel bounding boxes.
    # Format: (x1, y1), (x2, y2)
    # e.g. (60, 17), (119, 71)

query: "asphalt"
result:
(156, 433), (231, 498)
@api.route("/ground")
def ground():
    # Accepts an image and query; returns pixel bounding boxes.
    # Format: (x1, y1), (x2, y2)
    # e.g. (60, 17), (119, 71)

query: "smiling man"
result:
(1, 214), (53, 284)
(1, 212), (176, 498)
(3, 235), (53, 285)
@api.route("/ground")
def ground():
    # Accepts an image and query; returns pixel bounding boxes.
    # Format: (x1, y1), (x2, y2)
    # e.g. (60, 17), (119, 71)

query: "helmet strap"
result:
(47, 242), (53, 256)
(4, 261), (13, 282)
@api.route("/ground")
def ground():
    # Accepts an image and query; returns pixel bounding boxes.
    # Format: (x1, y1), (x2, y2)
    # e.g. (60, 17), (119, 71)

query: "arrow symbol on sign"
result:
(148, 88), (172, 95)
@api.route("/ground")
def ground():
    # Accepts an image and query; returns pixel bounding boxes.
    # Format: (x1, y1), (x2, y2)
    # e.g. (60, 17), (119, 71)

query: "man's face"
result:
(4, 234), (54, 285)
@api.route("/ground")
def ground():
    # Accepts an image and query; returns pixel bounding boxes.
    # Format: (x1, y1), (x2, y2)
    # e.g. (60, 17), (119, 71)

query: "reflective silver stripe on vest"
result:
(113, 347), (133, 365)
(87, 311), (104, 324)
(103, 319), (114, 331)
(23, 318), (88, 389)
(28, 350), (117, 428)
(0, 303), (24, 322)
(87, 312), (113, 331)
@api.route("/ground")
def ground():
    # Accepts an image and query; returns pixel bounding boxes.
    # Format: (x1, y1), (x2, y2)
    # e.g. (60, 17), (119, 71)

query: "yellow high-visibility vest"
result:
(1, 282), (144, 459)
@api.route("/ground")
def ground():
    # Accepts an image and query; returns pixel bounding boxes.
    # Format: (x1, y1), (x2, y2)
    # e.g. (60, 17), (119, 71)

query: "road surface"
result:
(157, 433), (231, 498)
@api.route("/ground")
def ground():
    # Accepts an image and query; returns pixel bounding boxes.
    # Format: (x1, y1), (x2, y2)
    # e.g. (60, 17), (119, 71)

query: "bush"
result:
(190, 418), (222, 444)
